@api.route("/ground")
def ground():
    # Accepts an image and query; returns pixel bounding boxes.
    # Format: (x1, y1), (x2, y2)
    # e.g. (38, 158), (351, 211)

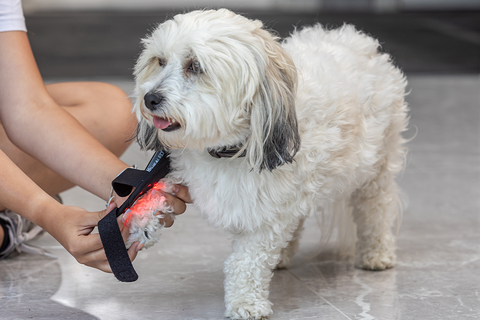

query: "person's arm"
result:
(0, 148), (140, 271)
(0, 31), (140, 270)
(0, 31), (128, 202)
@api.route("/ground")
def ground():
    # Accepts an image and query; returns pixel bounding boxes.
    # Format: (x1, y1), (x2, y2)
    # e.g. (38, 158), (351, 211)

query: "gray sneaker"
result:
(0, 195), (62, 259)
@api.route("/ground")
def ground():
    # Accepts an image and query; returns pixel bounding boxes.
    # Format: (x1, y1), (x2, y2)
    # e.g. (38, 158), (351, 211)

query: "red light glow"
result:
(123, 182), (167, 229)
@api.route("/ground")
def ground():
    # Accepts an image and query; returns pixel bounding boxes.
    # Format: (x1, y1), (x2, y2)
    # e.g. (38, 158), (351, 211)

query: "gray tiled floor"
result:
(1, 74), (479, 319)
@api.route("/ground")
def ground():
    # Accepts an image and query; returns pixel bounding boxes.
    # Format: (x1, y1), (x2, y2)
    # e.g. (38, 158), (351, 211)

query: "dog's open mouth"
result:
(153, 116), (181, 132)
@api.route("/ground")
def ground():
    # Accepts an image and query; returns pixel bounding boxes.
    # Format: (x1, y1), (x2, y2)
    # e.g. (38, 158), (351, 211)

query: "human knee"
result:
(91, 82), (137, 140)
(95, 83), (134, 117)
(75, 82), (137, 153)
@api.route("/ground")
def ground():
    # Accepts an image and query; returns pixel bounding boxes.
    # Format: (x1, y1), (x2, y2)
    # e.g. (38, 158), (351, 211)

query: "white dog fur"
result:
(133, 9), (408, 319)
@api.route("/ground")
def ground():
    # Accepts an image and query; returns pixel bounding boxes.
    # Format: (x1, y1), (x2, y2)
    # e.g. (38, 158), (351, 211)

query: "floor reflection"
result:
(0, 253), (99, 319)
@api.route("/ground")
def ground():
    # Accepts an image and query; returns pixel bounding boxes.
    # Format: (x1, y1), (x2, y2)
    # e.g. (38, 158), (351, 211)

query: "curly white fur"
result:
(124, 181), (175, 249)
(133, 9), (409, 319)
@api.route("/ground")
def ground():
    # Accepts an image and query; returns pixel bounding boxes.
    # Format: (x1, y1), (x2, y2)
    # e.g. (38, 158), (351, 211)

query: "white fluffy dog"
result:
(133, 9), (408, 319)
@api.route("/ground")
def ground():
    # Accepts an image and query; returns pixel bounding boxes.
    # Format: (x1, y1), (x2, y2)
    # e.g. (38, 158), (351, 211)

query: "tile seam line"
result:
(286, 269), (353, 320)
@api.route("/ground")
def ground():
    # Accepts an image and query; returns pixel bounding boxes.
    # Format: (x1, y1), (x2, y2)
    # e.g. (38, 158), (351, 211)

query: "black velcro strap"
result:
(98, 150), (170, 282)
(112, 168), (149, 197)
(98, 207), (138, 282)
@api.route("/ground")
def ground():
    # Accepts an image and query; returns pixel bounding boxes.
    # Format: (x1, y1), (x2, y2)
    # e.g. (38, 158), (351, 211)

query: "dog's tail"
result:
(307, 182), (406, 263)
(304, 198), (356, 262)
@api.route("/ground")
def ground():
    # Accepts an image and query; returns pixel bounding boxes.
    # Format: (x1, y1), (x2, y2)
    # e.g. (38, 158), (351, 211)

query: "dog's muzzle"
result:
(144, 92), (164, 111)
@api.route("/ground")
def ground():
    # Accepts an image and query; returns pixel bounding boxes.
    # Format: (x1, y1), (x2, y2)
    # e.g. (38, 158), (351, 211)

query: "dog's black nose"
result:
(144, 93), (164, 111)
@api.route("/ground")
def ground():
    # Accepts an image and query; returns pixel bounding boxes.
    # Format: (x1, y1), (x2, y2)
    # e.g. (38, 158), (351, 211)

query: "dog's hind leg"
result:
(276, 217), (305, 269)
(223, 220), (299, 319)
(351, 163), (401, 271)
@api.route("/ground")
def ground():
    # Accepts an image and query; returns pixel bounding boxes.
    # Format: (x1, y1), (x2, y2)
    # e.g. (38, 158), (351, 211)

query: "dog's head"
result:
(134, 9), (300, 171)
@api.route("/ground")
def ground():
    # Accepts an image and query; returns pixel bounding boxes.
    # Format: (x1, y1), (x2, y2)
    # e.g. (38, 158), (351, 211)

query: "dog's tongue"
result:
(153, 116), (171, 130)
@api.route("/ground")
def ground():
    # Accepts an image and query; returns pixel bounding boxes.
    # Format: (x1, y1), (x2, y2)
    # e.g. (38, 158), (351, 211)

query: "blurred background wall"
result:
(22, 0), (480, 79)
(22, 0), (480, 13)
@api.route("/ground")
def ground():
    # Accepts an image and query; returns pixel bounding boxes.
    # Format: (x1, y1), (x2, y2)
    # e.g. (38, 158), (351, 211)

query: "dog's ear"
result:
(244, 29), (301, 172)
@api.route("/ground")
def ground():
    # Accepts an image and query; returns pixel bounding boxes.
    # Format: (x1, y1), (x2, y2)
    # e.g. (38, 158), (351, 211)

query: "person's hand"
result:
(158, 184), (192, 227)
(45, 201), (141, 273)
(112, 183), (192, 228)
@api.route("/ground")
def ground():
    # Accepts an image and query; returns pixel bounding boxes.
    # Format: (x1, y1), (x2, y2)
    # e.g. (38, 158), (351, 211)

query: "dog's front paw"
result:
(355, 238), (396, 270)
(225, 299), (273, 320)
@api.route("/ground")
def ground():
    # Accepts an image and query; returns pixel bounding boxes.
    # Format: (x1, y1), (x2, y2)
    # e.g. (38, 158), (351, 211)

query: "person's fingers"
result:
(162, 192), (187, 215)
(106, 198), (117, 211)
(67, 227), (104, 259)
(79, 201), (137, 271)
(164, 217), (174, 227)
(70, 202), (119, 256)
(159, 215), (175, 228)
(172, 184), (192, 203)
(127, 241), (142, 260)
(96, 199), (117, 222)
(80, 245), (108, 266)
(85, 258), (112, 273)
(120, 215), (131, 242)
(71, 237), (111, 273)
(80, 238), (141, 273)
(95, 199), (129, 242)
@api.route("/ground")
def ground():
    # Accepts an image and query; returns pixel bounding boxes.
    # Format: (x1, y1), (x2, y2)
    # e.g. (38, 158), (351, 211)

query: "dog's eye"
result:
(158, 58), (166, 67)
(187, 61), (201, 74)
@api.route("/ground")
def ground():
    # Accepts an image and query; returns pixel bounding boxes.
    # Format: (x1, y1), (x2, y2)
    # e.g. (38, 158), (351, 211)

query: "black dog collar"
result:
(98, 150), (170, 282)
(208, 146), (245, 158)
